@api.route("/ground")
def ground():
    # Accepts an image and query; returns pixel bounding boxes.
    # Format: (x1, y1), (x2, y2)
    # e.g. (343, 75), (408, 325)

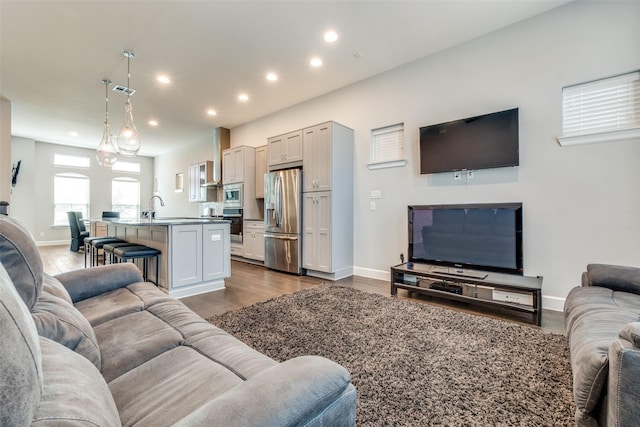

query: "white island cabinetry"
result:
(107, 219), (230, 298)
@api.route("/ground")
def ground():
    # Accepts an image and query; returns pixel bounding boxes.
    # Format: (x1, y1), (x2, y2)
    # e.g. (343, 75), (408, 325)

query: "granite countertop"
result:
(113, 217), (230, 226)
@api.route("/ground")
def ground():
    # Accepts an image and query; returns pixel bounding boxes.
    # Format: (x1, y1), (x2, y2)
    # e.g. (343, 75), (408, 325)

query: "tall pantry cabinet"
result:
(302, 121), (354, 280)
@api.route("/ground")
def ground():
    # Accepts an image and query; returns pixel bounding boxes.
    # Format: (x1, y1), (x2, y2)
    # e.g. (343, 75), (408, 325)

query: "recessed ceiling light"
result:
(324, 31), (338, 43)
(266, 73), (278, 81)
(148, 120), (158, 126)
(157, 75), (171, 84)
(69, 131), (78, 137)
(207, 109), (217, 116)
(310, 57), (323, 67)
(238, 94), (249, 102)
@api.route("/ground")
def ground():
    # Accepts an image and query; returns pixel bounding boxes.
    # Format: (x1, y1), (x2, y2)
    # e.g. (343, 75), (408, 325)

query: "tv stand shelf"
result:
(391, 263), (542, 325)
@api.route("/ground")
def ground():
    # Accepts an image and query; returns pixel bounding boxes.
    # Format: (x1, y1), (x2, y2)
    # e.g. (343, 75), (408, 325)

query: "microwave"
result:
(223, 183), (243, 208)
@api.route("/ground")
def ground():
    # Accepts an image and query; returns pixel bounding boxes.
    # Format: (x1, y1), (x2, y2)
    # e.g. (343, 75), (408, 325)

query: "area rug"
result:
(207, 285), (575, 426)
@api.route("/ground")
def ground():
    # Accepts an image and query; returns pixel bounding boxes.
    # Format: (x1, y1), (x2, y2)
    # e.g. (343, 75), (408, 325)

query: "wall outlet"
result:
(369, 201), (376, 211)
(370, 190), (382, 199)
(39, 232), (45, 238)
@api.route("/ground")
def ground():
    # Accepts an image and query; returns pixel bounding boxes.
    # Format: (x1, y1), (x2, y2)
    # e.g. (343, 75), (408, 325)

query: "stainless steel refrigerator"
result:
(264, 169), (302, 274)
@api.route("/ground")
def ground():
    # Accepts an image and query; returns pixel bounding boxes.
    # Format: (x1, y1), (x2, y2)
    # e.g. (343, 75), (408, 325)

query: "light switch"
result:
(370, 190), (382, 199)
(370, 201), (376, 211)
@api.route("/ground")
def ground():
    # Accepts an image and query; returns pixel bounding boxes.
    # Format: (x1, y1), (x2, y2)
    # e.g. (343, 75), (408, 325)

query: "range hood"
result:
(202, 127), (230, 187)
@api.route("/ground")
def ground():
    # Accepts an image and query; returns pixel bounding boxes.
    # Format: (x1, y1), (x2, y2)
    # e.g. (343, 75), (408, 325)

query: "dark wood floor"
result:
(39, 245), (565, 334)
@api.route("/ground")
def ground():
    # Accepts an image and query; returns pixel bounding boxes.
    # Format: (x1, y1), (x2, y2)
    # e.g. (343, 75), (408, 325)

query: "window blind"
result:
(562, 70), (640, 137)
(371, 123), (404, 164)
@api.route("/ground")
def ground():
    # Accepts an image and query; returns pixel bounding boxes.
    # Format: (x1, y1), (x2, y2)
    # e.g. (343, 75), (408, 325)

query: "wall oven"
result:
(223, 208), (243, 243)
(223, 183), (243, 208)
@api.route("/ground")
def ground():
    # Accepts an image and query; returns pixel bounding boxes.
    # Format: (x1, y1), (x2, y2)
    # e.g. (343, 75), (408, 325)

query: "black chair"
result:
(67, 211), (89, 252)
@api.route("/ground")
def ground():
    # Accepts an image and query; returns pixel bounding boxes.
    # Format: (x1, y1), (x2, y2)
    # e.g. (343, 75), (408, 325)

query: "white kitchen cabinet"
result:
(302, 123), (332, 192)
(188, 161), (213, 202)
(170, 223), (230, 291)
(300, 121), (354, 280)
(303, 192), (332, 272)
(243, 220), (265, 261)
(255, 145), (267, 198)
(171, 224), (203, 288)
(223, 146), (255, 185)
(230, 242), (243, 257)
(267, 130), (303, 168)
(202, 223), (231, 282)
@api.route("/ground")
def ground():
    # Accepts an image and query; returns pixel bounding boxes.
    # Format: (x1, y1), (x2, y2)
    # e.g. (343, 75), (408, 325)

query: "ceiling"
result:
(1, 1), (570, 157)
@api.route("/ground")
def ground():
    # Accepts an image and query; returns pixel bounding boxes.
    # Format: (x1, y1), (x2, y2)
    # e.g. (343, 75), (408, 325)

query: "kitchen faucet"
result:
(147, 195), (165, 222)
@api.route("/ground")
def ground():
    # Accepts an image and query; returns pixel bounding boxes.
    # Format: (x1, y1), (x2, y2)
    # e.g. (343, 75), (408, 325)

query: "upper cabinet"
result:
(188, 161), (213, 203)
(223, 146), (255, 184)
(267, 130), (303, 169)
(302, 123), (333, 193)
(255, 145), (267, 198)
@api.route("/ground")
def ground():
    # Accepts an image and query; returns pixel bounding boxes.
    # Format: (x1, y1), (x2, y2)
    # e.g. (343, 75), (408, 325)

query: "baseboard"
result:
(353, 266), (390, 282)
(36, 240), (70, 247)
(541, 295), (565, 312)
(352, 265), (566, 312)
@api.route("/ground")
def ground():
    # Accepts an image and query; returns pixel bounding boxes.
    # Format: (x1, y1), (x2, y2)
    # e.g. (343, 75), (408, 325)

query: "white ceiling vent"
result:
(112, 85), (136, 96)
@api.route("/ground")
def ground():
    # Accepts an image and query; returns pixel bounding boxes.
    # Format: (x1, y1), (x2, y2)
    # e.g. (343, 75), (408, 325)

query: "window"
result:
(368, 123), (407, 169)
(54, 173), (90, 225)
(112, 161), (140, 173)
(112, 178), (140, 219)
(54, 153), (90, 168)
(558, 70), (640, 146)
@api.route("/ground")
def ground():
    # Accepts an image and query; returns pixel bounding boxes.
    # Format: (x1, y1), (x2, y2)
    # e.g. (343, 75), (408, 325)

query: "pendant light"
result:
(96, 79), (118, 167)
(116, 51), (140, 156)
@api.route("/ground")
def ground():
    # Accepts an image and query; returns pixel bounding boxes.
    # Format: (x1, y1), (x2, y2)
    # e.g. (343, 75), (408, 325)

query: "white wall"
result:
(227, 1), (640, 309)
(0, 97), (11, 206)
(153, 135), (217, 218)
(10, 138), (154, 243)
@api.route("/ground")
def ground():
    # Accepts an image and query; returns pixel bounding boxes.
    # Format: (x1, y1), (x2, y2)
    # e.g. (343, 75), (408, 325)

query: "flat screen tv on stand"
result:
(408, 203), (523, 277)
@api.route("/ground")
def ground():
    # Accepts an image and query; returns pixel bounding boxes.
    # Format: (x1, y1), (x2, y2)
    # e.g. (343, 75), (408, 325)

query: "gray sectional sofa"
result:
(564, 263), (640, 427)
(0, 216), (356, 426)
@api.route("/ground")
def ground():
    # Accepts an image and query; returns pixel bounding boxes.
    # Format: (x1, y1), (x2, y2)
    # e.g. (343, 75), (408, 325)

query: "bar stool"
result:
(102, 241), (139, 265)
(112, 245), (161, 285)
(84, 237), (126, 267)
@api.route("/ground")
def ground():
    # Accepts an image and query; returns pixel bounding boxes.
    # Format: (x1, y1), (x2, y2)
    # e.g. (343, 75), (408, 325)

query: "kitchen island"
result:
(106, 218), (230, 298)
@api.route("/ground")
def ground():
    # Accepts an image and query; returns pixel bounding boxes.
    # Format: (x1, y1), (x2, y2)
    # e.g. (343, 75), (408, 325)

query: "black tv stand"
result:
(391, 263), (542, 325)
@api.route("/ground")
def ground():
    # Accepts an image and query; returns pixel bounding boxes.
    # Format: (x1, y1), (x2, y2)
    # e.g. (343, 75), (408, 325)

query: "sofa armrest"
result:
(607, 323), (640, 427)
(582, 264), (640, 294)
(54, 263), (143, 303)
(173, 355), (356, 427)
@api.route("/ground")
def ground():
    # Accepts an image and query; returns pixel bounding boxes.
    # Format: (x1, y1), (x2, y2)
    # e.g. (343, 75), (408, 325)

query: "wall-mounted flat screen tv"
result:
(408, 203), (523, 276)
(419, 108), (519, 174)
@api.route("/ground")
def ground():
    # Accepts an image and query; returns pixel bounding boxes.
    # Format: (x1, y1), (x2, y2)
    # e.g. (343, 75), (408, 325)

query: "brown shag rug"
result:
(207, 285), (575, 426)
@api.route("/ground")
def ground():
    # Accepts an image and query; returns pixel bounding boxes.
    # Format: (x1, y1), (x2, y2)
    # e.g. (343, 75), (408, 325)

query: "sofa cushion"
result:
(74, 282), (171, 327)
(94, 310), (184, 382)
(109, 345), (244, 426)
(0, 216), (44, 309)
(565, 286), (640, 416)
(0, 261), (43, 426)
(32, 290), (101, 369)
(43, 273), (73, 304)
(32, 337), (121, 427)
(585, 263), (640, 294)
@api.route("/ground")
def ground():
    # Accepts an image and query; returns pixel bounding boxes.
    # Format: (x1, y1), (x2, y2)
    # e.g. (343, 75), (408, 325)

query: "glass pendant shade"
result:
(96, 121), (118, 166)
(96, 79), (118, 167)
(117, 100), (140, 156)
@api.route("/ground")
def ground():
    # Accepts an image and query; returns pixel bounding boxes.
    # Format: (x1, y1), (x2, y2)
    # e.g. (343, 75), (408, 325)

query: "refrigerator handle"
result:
(275, 174), (283, 228)
(264, 233), (298, 241)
